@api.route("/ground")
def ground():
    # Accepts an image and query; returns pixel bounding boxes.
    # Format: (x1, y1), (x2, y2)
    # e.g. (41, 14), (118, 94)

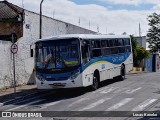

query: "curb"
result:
(128, 71), (148, 75)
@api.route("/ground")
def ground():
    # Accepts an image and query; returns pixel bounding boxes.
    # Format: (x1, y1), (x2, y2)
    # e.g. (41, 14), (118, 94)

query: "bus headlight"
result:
(37, 75), (46, 81)
(69, 71), (80, 80)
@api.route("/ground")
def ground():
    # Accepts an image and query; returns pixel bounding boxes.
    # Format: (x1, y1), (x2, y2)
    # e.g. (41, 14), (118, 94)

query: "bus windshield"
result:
(35, 39), (80, 70)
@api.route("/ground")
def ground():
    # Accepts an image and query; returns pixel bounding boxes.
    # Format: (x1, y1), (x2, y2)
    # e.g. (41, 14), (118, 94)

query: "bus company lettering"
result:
(102, 64), (106, 69)
(112, 56), (125, 63)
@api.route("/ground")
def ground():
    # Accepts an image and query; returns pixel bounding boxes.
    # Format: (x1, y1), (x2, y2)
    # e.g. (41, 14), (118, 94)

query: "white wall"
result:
(0, 41), (12, 88)
(0, 10), (96, 89)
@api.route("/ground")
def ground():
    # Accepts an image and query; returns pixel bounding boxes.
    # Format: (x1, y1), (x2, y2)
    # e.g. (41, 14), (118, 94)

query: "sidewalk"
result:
(0, 84), (37, 104)
(128, 70), (148, 74)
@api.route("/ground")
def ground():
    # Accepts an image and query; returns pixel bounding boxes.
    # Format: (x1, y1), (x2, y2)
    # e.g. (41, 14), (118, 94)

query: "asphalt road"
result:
(0, 72), (160, 120)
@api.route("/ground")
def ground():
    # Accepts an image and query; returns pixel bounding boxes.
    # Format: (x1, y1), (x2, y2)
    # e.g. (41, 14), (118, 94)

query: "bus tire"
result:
(91, 76), (99, 91)
(120, 65), (125, 80)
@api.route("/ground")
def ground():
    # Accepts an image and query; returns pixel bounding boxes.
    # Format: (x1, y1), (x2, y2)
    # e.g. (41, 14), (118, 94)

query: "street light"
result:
(39, 0), (44, 39)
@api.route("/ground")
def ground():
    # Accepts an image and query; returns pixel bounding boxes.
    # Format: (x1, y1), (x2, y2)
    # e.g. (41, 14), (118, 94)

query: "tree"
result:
(130, 35), (150, 67)
(147, 13), (160, 52)
(130, 35), (138, 66)
(136, 46), (150, 67)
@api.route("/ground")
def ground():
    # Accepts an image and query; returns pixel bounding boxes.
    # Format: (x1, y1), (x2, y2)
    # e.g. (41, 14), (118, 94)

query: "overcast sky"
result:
(6, 0), (160, 36)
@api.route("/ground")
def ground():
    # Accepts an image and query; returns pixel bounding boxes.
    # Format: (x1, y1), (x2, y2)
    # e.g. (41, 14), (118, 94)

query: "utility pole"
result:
(53, 9), (55, 18)
(97, 24), (99, 33)
(39, 0), (44, 39)
(78, 17), (80, 26)
(139, 23), (141, 37)
(22, 0), (24, 9)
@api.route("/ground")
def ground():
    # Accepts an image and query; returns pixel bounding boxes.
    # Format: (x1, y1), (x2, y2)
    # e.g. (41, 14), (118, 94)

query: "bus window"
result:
(92, 49), (101, 57)
(82, 40), (91, 64)
(91, 40), (101, 48)
(118, 39), (124, 46)
(95, 40), (101, 48)
(111, 47), (118, 54)
(102, 48), (111, 56)
(125, 46), (131, 52)
(118, 47), (125, 53)
(109, 40), (114, 47)
(91, 40), (96, 48)
(124, 38), (130, 45)
(106, 40), (109, 47)
(101, 40), (106, 47)
(114, 39), (119, 46)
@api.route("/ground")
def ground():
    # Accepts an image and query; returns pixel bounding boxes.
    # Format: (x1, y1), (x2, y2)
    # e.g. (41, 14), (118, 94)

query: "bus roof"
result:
(36, 34), (130, 43)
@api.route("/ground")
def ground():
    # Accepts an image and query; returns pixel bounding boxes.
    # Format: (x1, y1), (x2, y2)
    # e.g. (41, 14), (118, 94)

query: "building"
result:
(135, 36), (146, 49)
(0, 1), (96, 89)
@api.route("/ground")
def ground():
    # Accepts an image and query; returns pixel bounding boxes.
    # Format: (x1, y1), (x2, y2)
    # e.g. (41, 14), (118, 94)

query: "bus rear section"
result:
(35, 38), (83, 89)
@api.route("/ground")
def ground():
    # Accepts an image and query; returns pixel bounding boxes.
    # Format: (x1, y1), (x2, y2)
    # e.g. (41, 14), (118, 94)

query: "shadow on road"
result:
(0, 77), (122, 107)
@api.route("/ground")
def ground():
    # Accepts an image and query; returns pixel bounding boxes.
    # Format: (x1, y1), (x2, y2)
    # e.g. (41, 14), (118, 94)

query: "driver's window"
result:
(81, 40), (90, 64)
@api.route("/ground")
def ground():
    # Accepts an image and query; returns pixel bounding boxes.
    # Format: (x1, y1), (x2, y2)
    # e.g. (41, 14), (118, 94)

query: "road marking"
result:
(100, 87), (119, 94)
(124, 87), (142, 94)
(33, 100), (61, 111)
(113, 88), (128, 93)
(6, 99), (45, 111)
(106, 98), (133, 111)
(132, 99), (157, 111)
(93, 87), (110, 93)
(68, 97), (90, 107)
(79, 98), (111, 111)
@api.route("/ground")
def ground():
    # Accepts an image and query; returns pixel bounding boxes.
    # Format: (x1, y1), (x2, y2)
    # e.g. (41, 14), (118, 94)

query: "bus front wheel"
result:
(91, 76), (99, 91)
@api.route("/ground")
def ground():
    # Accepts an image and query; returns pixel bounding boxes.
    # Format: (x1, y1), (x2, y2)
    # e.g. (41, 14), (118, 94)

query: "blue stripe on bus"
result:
(81, 53), (131, 71)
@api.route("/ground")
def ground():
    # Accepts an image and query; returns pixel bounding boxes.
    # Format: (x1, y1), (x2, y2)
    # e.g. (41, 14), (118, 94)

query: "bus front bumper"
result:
(36, 76), (82, 89)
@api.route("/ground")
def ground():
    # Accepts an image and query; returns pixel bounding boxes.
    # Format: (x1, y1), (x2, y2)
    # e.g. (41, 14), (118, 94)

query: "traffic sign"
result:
(11, 43), (18, 54)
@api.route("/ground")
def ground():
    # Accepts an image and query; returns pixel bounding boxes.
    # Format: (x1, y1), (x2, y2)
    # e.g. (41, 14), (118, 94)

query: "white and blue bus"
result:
(35, 34), (133, 90)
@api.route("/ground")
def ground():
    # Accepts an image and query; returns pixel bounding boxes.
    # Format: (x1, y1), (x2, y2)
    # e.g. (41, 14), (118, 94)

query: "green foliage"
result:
(136, 46), (150, 67)
(130, 35), (138, 66)
(130, 35), (150, 67)
(147, 13), (160, 52)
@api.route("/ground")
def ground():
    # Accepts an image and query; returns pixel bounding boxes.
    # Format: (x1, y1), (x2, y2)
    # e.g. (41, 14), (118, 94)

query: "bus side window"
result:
(82, 40), (91, 64)
(95, 40), (101, 48)
(124, 39), (130, 45)
(101, 40), (106, 47)
(118, 39), (123, 46)
(92, 49), (101, 57)
(102, 48), (111, 56)
(109, 39), (114, 47)
(118, 47), (125, 53)
(125, 46), (131, 52)
(106, 40), (109, 47)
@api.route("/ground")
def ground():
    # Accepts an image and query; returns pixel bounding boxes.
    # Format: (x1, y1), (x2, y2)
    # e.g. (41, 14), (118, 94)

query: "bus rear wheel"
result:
(120, 65), (125, 80)
(91, 76), (99, 91)
(117, 65), (125, 81)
